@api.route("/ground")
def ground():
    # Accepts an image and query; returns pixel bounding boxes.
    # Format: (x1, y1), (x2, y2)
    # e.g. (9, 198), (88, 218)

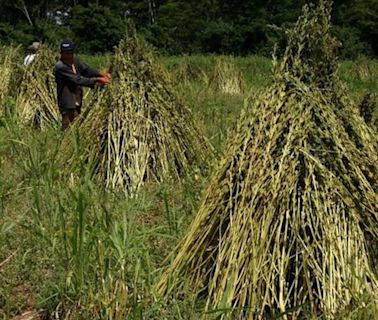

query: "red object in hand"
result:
(96, 76), (110, 85)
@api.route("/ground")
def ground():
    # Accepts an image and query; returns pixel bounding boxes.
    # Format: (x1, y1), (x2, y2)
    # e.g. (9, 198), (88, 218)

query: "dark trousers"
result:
(61, 107), (81, 130)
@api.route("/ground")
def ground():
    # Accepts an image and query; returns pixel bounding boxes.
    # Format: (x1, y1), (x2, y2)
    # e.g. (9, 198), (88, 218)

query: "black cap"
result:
(60, 40), (75, 52)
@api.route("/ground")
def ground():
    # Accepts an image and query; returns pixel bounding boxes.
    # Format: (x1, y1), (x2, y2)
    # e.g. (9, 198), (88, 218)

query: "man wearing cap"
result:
(54, 39), (111, 130)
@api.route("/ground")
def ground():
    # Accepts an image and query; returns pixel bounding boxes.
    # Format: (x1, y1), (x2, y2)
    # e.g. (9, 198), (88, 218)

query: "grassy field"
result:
(0, 54), (377, 319)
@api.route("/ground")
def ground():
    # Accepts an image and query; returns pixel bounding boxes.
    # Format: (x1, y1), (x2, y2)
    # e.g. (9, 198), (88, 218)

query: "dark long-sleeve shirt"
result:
(54, 57), (101, 110)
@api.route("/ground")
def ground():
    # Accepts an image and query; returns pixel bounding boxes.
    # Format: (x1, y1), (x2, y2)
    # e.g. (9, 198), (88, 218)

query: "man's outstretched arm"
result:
(55, 64), (97, 87)
(77, 58), (112, 80)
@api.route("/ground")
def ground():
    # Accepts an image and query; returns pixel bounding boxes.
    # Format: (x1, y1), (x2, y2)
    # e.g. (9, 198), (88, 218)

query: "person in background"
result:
(54, 40), (111, 130)
(23, 41), (41, 66)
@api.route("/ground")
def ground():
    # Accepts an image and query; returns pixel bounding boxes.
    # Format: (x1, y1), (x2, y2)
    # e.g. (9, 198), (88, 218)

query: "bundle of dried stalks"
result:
(351, 56), (377, 80)
(65, 32), (211, 194)
(158, 1), (378, 318)
(174, 56), (208, 85)
(0, 46), (19, 113)
(208, 56), (246, 95)
(16, 45), (59, 128)
(359, 93), (378, 130)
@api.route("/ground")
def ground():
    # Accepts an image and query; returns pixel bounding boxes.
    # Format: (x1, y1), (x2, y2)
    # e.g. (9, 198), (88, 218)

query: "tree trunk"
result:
(148, 0), (156, 24)
(16, 1), (33, 25)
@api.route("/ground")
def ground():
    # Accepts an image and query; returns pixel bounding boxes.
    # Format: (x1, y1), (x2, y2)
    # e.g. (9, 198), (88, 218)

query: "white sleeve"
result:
(24, 54), (36, 66)
(23, 55), (29, 66)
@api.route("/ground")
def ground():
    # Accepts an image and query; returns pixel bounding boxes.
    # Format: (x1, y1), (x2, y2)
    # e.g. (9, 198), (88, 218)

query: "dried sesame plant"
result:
(64, 30), (211, 194)
(0, 46), (19, 114)
(174, 56), (208, 85)
(158, 1), (378, 318)
(16, 45), (59, 128)
(208, 56), (246, 95)
(359, 92), (377, 131)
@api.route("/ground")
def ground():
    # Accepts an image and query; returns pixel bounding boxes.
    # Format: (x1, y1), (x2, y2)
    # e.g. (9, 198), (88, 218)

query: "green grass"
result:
(0, 118), (202, 319)
(1, 55), (377, 319)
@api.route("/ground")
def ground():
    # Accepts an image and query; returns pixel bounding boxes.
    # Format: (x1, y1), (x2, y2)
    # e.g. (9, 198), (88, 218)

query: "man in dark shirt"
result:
(54, 40), (111, 129)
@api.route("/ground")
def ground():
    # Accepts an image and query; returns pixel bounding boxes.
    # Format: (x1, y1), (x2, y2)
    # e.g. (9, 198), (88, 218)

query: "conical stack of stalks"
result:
(174, 56), (208, 85)
(208, 56), (245, 95)
(351, 56), (377, 81)
(158, 1), (378, 318)
(0, 46), (19, 115)
(64, 32), (211, 194)
(16, 45), (59, 128)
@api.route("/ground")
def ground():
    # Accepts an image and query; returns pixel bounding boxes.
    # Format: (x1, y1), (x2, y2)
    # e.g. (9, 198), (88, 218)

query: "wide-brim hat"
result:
(28, 41), (41, 52)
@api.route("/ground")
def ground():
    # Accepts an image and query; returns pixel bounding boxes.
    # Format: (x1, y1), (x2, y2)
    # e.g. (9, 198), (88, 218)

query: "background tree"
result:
(0, 0), (377, 58)
(70, 4), (125, 53)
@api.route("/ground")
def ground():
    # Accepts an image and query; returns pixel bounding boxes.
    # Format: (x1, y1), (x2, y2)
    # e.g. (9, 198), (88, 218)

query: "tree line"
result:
(0, 0), (377, 59)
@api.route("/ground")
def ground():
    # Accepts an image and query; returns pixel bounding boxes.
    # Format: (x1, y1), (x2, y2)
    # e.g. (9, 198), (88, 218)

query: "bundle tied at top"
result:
(158, 1), (378, 318)
(63, 31), (212, 194)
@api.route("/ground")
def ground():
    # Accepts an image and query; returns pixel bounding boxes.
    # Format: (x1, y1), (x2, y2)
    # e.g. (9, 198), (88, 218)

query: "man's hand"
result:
(100, 71), (112, 81)
(96, 76), (111, 85)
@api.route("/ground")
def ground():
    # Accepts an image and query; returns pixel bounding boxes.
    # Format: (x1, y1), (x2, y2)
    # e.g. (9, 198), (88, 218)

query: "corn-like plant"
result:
(158, 1), (378, 318)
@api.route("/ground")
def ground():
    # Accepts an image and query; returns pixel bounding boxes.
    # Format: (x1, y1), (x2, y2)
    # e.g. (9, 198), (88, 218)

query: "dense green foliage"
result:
(0, 0), (377, 58)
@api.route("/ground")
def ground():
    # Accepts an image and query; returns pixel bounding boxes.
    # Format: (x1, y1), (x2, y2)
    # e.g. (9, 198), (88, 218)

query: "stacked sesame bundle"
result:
(16, 45), (59, 128)
(158, 1), (378, 318)
(65, 31), (211, 194)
